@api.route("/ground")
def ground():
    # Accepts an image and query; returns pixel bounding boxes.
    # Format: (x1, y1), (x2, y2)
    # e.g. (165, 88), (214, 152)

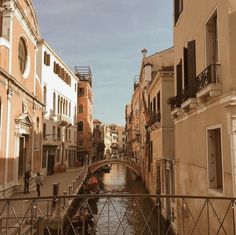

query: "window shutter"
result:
(44, 51), (47, 65)
(47, 54), (50, 66)
(187, 40), (196, 96)
(183, 47), (188, 88)
(174, 0), (180, 24)
(0, 0), (3, 36)
(176, 60), (182, 97)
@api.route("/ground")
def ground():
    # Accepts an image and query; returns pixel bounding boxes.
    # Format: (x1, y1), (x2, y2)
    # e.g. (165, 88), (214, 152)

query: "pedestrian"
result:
(35, 172), (43, 196)
(24, 169), (31, 194)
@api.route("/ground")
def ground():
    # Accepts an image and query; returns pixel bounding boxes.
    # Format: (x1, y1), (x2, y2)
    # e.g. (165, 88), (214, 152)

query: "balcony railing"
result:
(168, 95), (182, 111)
(182, 84), (196, 103)
(147, 112), (161, 126)
(0, 194), (235, 235)
(57, 114), (72, 126)
(196, 64), (220, 93)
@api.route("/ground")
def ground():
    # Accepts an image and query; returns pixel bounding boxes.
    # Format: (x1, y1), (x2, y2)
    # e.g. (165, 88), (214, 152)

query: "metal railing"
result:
(196, 64), (220, 92)
(168, 95), (182, 111)
(0, 194), (235, 235)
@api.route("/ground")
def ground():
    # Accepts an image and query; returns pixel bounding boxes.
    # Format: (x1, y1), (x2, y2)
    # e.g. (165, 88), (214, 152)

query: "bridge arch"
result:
(88, 159), (141, 177)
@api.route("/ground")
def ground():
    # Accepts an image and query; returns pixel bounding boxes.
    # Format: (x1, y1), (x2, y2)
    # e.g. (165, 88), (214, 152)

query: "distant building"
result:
(109, 124), (125, 155)
(0, 0), (43, 196)
(93, 119), (105, 161)
(75, 66), (93, 165)
(37, 40), (78, 175)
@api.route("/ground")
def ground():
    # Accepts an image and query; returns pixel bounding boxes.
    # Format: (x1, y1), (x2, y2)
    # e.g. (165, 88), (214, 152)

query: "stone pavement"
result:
(12, 167), (87, 198)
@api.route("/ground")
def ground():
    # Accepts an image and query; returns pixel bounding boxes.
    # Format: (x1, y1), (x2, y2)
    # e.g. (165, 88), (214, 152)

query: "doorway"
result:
(47, 155), (55, 175)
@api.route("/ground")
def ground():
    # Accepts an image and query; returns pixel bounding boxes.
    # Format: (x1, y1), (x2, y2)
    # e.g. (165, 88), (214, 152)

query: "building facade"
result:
(170, 0), (236, 231)
(37, 40), (78, 175)
(0, 0), (43, 196)
(109, 124), (125, 156)
(76, 66), (93, 166)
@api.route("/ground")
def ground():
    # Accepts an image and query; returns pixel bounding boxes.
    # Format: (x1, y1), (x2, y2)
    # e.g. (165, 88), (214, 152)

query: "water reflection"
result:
(94, 164), (158, 235)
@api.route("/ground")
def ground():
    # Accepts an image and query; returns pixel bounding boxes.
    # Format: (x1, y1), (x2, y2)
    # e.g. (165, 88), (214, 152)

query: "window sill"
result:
(208, 188), (224, 196)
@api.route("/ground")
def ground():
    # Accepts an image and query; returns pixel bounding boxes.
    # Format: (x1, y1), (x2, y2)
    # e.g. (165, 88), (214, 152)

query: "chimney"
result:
(141, 48), (147, 58)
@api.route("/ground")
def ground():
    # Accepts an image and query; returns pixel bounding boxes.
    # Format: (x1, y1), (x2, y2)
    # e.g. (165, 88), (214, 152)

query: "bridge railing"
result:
(0, 194), (235, 235)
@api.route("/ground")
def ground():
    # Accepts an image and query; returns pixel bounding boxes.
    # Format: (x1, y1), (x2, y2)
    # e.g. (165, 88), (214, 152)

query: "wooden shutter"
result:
(183, 47), (188, 87)
(176, 60), (182, 96)
(0, 0), (3, 36)
(44, 52), (47, 65)
(157, 91), (160, 113)
(174, 0), (180, 24)
(187, 40), (196, 96)
(47, 54), (50, 66)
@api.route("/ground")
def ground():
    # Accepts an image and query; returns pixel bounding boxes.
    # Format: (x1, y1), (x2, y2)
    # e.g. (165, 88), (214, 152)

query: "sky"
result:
(33, 0), (173, 125)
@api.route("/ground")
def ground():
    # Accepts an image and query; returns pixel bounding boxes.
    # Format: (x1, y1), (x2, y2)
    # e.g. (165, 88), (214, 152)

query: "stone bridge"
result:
(88, 158), (141, 176)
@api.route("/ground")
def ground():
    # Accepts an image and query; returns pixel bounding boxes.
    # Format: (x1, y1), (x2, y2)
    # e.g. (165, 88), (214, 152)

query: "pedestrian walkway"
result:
(11, 167), (86, 198)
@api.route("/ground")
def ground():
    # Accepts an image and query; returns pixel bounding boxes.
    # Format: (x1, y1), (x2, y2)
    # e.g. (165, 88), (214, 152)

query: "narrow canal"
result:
(93, 164), (160, 235)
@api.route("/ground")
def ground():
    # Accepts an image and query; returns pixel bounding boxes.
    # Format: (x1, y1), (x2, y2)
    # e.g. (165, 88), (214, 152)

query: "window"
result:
(207, 127), (223, 190)
(79, 105), (83, 113)
(176, 60), (183, 107)
(78, 88), (84, 96)
(69, 102), (71, 117)
(58, 95), (60, 114)
(43, 123), (46, 138)
(78, 121), (83, 132)
(153, 97), (156, 113)
(74, 131), (76, 141)
(75, 83), (77, 92)
(44, 51), (50, 66)
(186, 40), (196, 97)
(43, 86), (47, 104)
(157, 91), (160, 114)
(206, 12), (218, 65)
(53, 92), (56, 114)
(36, 117), (40, 131)
(53, 126), (56, 140)
(18, 38), (27, 74)
(174, 0), (183, 24)
(57, 127), (61, 140)
(79, 140), (83, 147)
(69, 130), (71, 141)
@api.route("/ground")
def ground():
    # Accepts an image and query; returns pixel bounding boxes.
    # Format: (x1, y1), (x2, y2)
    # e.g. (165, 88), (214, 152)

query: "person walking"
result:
(24, 169), (31, 194)
(35, 172), (43, 196)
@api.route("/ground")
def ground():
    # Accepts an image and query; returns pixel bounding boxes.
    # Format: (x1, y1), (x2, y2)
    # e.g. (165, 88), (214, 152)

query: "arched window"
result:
(78, 121), (83, 132)
(53, 92), (56, 114)
(18, 38), (27, 74)
(43, 86), (47, 104)
(58, 95), (60, 113)
(79, 105), (83, 113)
(65, 100), (68, 115)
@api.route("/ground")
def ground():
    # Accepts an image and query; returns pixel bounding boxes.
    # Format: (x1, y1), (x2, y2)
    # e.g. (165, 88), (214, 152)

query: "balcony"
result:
(196, 64), (222, 101)
(147, 112), (161, 129)
(57, 114), (72, 126)
(168, 95), (182, 119)
(181, 85), (198, 111)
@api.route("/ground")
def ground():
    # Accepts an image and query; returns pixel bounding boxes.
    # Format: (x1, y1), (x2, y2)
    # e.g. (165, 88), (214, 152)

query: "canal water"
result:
(93, 164), (159, 235)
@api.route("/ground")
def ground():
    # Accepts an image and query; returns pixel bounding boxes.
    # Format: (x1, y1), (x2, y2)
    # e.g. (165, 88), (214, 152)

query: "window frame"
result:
(206, 124), (224, 194)
(18, 37), (28, 76)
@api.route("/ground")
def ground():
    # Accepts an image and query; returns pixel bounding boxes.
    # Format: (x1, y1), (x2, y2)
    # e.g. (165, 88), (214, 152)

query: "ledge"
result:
(181, 98), (198, 112)
(197, 83), (222, 102)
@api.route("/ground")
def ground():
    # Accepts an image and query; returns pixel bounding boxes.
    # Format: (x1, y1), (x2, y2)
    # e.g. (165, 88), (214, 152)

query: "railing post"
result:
(72, 180), (76, 194)
(232, 200), (236, 234)
(37, 216), (44, 235)
(206, 199), (210, 235)
(182, 198), (185, 235)
(157, 198), (160, 235)
(52, 183), (59, 209)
